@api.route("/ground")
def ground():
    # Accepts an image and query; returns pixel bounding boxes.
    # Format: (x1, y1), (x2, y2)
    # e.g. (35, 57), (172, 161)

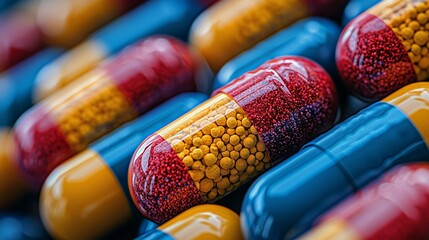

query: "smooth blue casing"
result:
(342, 0), (381, 25)
(91, 93), (207, 211)
(0, 48), (62, 127)
(0, 213), (49, 240)
(0, 0), (15, 11)
(214, 17), (340, 90)
(135, 229), (173, 240)
(241, 102), (429, 240)
(92, 0), (207, 54)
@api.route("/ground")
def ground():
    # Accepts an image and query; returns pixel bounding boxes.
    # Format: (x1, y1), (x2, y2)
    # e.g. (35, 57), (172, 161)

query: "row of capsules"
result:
(241, 0), (429, 239)
(136, 0), (429, 238)
(0, 0), (217, 239)
(3, 0), (352, 238)
(0, 0), (216, 207)
(5, 0), (422, 239)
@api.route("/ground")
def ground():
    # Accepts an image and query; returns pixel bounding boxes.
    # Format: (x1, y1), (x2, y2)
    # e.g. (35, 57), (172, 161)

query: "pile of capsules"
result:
(1, 0), (429, 239)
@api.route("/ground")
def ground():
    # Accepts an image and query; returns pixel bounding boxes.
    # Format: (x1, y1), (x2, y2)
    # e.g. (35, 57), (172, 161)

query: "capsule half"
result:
(136, 205), (243, 240)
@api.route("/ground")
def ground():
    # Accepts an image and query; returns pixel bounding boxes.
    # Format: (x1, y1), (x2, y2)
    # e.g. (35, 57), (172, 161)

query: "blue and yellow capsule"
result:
(136, 204), (242, 240)
(0, 48), (62, 127)
(214, 17), (340, 90)
(241, 82), (429, 240)
(40, 93), (207, 240)
(342, 0), (381, 25)
(34, 0), (213, 101)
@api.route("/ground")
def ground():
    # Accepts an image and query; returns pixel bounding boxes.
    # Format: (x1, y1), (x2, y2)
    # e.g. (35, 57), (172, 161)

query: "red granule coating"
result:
(13, 106), (73, 189)
(302, 0), (348, 20)
(336, 13), (416, 101)
(128, 134), (203, 224)
(323, 164), (429, 240)
(0, 15), (44, 71)
(104, 36), (197, 113)
(217, 56), (337, 163)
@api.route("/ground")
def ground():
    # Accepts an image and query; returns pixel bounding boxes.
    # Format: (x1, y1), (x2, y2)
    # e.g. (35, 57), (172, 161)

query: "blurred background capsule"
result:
(13, 36), (212, 189)
(40, 93), (207, 240)
(34, 0), (215, 101)
(342, 0), (380, 26)
(190, 0), (348, 72)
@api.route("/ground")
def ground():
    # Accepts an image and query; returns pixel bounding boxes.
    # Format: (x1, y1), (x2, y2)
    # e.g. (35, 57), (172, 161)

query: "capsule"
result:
(241, 82), (429, 240)
(337, 0), (429, 100)
(128, 56), (338, 223)
(342, 0), (381, 25)
(39, 93), (207, 240)
(0, 48), (62, 127)
(0, 1), (44, 72)
(214, 17), (340, 90)
(14, 36), (211, 189)
(0, 129), (26, 209)
(36, 0), (141, 48)
(34, 0), (213, 100)
(190, 0), (348, 71)
(301, 163), (429, 240)
(136, 205), (243, 240)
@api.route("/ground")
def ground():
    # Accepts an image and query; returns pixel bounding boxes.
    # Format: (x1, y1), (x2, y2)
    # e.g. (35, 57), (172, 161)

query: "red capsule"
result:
(128, 56), (338, 223)
(13, 36), (209, 189)
(302, 163), (429, 240)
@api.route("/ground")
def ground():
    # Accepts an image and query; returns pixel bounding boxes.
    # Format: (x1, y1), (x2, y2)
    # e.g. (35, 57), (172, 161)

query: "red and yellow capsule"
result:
(128, 56), (338, 223)
(301, 163), (429, 240)
(13, 36), (210, 189)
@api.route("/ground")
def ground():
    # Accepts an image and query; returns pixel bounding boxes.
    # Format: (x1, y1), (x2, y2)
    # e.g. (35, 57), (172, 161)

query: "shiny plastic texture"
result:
(214, 17), (340, 90)
(301, 164), (429, 240)
(40, 93), (207, 240)
(136, 204), (243, 240)
(34, 0), (212, 101)
(337, 0), (429, 100)
(14, 36), (211, 189)
(241, 82), (429, 240)
(0, 1), (44, 72)
(190, 0), (347, 71)
(128, 56), (338, 223)
(0, 48), (62, 127)
(0, 129), (26, 209)
(36, 0), (140, 47)
(342, 0), (381, 25)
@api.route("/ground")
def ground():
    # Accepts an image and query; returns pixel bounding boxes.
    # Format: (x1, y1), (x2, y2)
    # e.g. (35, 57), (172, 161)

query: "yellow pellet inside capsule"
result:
(158, 94), (271, 202)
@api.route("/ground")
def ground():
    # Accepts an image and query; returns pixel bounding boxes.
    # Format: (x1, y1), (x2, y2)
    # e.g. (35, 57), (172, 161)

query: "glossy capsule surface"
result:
(14, 36), (210, 189)
(241, 82), (429, 240)
(190, 0), (347, 71)
(214, 17), (340, 90)
(34, 0), (213, 101)
(0, 129), (26, 209)
(36, 0), (141, 48)
(0, 48), (62, 127)
(136, 204), (243, 240)
(40, 93), (206, 240)
(128, 56), (338, 223)
(301, 163), (429, 240)
(0, 1), (44, 73)
(337, 0), (429, 100)
(342, 0), (381, 25)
